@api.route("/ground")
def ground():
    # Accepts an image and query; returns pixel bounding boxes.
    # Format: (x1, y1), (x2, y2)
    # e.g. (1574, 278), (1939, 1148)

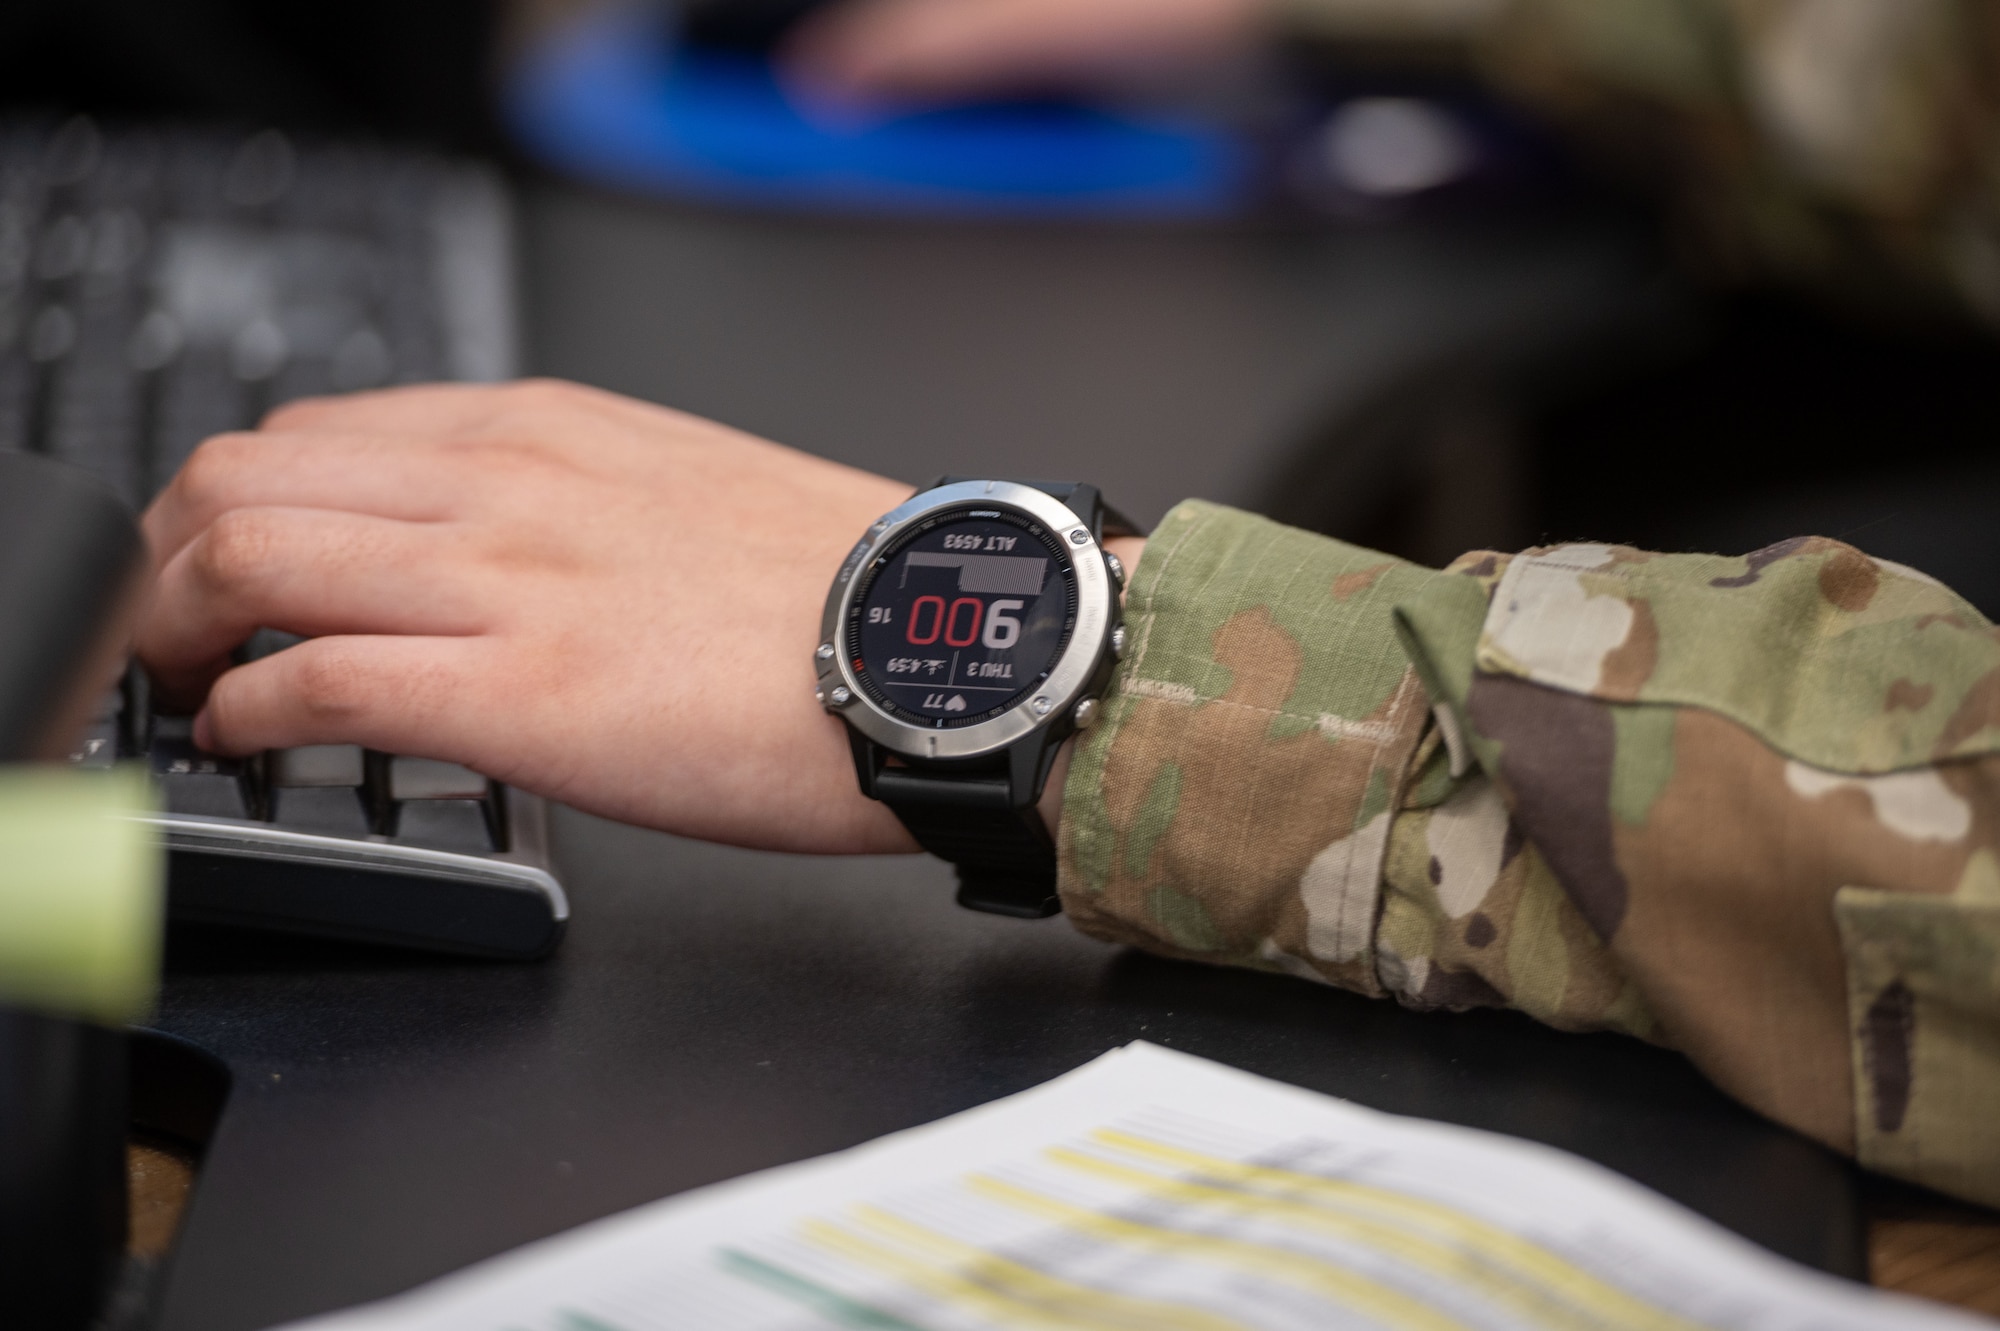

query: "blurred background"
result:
(3, 0), (1998, 608)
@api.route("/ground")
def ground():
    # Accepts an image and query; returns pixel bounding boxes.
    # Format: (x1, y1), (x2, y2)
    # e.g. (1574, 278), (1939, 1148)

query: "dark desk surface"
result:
(149, 188), (1859, 1330)
(153, 811), (1863, 1330)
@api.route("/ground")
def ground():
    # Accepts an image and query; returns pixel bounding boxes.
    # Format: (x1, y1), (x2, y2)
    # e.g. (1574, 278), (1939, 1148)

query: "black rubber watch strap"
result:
(872, 769), (1058, 919)
(849, 732), (1061, 918)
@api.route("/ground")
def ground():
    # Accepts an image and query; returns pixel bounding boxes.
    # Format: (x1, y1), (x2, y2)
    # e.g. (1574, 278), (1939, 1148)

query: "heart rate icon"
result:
(944, 695), (967, 712)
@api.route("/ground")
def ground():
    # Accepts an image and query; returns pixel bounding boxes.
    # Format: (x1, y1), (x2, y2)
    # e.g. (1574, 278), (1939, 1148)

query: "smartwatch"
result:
(816, 478), (1141, 919)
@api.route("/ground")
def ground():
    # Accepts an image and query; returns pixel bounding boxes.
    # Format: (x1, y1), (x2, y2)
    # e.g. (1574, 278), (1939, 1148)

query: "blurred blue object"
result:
(505, 3), (1254, 217)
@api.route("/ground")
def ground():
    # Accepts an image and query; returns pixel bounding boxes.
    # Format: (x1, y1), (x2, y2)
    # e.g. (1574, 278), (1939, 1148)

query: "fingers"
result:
(196, 634), (494, 761)
(788, 0), (1112, 100)
(784, 0), (989, 102)
(147, 380), (660, 564)
(138, 507), (491, 705)
(144, 431), (489, 567)
(784, 0), (1267, 103)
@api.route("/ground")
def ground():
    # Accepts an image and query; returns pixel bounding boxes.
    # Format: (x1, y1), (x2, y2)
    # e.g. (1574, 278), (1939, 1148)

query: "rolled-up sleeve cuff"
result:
(1056, 500), (1437, 996)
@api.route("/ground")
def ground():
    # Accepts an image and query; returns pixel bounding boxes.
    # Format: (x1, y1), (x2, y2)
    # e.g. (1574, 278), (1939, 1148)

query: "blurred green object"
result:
(0, 766), (161, 1026)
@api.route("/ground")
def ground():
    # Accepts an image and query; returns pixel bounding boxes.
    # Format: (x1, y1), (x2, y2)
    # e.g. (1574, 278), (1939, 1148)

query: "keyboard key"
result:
(126, 308), (181, 371)
(391, 798), (498, 853)
(268, 742), (370, 834)
(0, 355), (29, 451)
(270, 743), (364, 787)
(36, 213), (88, 282)
(152, 347), (248, 488)
(387, 757), (502, 851)
(121, 664), (151, 749)
(28, 303), (75, 361)
(46, 307), (147, 506)
(269, 785), (371, 838)
(387, 757), (489, 801)
(150, 735), (257, 820)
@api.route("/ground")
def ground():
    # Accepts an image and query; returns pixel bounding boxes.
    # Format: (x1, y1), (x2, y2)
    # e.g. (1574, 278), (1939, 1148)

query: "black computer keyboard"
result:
(3, 117), (566, 959)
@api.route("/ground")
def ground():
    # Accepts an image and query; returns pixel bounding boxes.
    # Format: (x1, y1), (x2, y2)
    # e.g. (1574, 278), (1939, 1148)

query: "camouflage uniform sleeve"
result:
(1057, 500), (1433, 997)
(1060, 501), (2000, 1209)
(1057, 500), (1645, 1020)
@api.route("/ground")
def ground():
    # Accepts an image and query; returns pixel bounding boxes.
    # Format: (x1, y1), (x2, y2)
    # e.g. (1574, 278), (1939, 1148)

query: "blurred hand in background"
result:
(781, 0), (1271, 107)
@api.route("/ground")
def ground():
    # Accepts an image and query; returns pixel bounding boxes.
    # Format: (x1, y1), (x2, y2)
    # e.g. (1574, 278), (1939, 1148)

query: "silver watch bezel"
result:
(817, 481), (1115, 763)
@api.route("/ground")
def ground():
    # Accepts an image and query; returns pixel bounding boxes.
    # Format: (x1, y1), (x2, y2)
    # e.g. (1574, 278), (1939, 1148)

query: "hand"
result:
(137, 381), (923, 854)
(135, 380), (1143, 856)
(781, 0), (1270, 109)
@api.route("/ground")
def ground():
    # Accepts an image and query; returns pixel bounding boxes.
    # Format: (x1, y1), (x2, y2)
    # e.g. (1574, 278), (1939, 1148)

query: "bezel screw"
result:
(1032, 695), (1054, 716)
(1068, 528), (1090, 546)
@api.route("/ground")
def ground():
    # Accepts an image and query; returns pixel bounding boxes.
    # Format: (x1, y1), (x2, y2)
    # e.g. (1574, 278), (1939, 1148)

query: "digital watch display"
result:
(844, 508), (1076, 728)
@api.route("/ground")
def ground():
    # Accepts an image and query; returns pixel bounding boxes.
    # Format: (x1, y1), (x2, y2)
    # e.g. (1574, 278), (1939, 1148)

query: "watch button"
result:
(1072, 697), (1099, 729)
(1109, 624), (1128, 660)
(1103, 550), (1126, 590)
(815, 641), (835, 662)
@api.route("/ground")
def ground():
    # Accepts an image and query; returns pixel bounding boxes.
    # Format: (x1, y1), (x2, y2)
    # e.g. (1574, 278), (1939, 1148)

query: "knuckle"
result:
(191, 508), (283, 593)
(449, 423), (566, 479)
(288, 645), (377, 725)
(171, 431), (260, 507)
(436, 430), (532, 482)
(468, 380), (609, 464)
(496, 378), (613, 434)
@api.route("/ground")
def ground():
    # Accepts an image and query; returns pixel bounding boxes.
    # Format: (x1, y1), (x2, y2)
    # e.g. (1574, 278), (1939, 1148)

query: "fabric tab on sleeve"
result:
(1837, 880), (2000, 1208)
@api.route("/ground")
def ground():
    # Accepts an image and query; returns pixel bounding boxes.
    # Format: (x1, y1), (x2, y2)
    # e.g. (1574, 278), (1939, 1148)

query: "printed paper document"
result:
(285, 1042), (1982, 1330)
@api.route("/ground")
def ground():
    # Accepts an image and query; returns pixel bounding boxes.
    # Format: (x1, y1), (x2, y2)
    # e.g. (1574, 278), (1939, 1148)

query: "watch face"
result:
(845, 506), (1078, 728)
